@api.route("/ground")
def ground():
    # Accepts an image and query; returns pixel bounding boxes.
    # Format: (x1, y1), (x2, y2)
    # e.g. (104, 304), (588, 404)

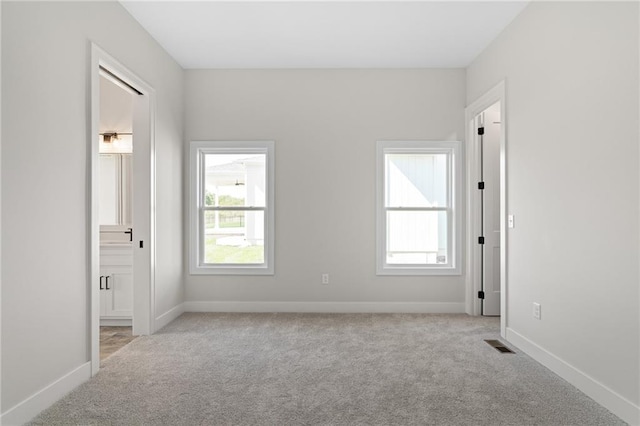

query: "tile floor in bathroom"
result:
(100, 326), (136, 362)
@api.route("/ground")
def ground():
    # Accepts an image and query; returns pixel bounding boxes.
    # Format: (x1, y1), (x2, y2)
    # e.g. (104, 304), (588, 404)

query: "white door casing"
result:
(131, 90), (154, 337)
(90, 44), (156, 376)
(465, 81), (507, 337)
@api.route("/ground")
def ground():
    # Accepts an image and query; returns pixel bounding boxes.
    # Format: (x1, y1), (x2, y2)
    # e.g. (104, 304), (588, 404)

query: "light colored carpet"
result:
(30, 313), (624, 425)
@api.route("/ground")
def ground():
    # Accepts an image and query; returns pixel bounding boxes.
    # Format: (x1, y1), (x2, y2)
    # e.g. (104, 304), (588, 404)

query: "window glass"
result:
(386, 153), (447, 208)
(203, 211), (265, 264)
(377, 141), (460, 276)
(204, 154), (266, 207)
(386, 211), (448, 265)
(190, 141), (274, 275)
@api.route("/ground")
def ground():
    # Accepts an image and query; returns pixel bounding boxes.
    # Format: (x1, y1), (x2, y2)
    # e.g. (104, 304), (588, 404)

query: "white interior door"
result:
(481, 102), (501, 316)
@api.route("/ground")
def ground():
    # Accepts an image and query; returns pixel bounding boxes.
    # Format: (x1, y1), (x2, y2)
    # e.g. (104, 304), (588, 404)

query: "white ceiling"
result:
(120, 1), (529, 69)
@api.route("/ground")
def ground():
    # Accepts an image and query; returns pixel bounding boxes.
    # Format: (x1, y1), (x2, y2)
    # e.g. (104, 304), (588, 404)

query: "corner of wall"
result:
(155, 303), (185, 332)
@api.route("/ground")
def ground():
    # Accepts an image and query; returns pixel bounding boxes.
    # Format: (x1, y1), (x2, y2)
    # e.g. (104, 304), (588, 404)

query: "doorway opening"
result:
(98, 71), (136, 362)
(465, 81), (507, 337)
(90, 44), (156, 375)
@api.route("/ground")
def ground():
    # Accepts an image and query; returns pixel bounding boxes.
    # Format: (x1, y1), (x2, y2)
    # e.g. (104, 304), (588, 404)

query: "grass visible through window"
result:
(204, 236), (264, 264)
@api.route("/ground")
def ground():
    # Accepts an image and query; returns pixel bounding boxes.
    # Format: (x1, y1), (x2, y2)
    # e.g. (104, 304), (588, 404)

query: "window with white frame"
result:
(376, 141), (461, 275)
(190, 141), (274, 275)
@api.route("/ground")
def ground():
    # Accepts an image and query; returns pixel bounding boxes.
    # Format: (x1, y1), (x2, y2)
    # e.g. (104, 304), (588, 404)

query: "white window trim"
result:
(189, 141), (275, 275)
(376, 140), (462, 276)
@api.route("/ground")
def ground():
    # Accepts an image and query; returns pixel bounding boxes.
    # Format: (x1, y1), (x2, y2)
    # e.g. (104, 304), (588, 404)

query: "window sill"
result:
(376, 266), (461, 276)
(190, 264), (274, 276)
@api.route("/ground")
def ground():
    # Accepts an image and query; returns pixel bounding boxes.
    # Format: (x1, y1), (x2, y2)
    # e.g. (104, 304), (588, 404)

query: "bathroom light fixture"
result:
(100, 132), (132, 143)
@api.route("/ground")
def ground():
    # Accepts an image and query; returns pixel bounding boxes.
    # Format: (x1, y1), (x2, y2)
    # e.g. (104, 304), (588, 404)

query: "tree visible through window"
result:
(190, 141), (274, 275)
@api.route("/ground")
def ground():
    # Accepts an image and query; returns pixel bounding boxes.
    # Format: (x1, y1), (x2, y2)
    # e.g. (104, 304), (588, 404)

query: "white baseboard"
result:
(184, 301), (466, 314)
(155, 302), (185, 331)
(1, 361), (91, 426)
(506, 328), (640, 426)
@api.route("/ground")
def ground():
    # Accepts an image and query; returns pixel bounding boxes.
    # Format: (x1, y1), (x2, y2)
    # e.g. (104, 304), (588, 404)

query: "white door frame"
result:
(90, 44), (156, 375)
(465, 81), (507, 337)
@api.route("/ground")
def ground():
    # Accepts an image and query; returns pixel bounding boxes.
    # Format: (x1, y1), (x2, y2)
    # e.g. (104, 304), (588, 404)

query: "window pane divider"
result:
(376, 140), (461, 276)
(202, 206), (266, 211)
(190, 140), (274, 275)
(384, 207), (448, 212)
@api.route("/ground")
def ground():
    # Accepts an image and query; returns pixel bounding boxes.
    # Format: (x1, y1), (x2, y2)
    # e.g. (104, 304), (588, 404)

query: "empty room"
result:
(1, 1), (639, 425)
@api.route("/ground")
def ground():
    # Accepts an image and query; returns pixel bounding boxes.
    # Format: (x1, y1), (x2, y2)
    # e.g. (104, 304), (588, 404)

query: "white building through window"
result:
(376, 140), (461, 275)
(190, 141), (275, 275)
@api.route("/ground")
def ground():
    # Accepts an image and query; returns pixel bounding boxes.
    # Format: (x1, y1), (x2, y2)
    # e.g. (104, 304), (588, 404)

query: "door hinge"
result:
(478, 236), (485, 245)
(478, 291), (485, 299)
(478, 181), (485, 190)
(477, 127), (485, 135)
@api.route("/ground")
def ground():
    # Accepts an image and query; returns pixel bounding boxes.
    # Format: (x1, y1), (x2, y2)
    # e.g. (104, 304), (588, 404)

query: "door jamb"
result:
(90, 44), (156, 375)
(464, 81), (507, 338)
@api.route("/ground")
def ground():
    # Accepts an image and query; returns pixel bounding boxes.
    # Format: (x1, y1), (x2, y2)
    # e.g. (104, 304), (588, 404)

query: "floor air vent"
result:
(485, 339), (515, 354)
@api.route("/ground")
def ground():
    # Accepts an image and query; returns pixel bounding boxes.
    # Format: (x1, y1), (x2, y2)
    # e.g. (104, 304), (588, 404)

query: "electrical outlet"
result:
(322, 274), (329, 285)
(533, 302), (541, 320)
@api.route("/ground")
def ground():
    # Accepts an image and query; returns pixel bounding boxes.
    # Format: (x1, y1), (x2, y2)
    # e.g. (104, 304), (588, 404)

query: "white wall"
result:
(467, 2), (639, 423)
(1, 1), (183, 420)
(184, 69), (466, 311)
